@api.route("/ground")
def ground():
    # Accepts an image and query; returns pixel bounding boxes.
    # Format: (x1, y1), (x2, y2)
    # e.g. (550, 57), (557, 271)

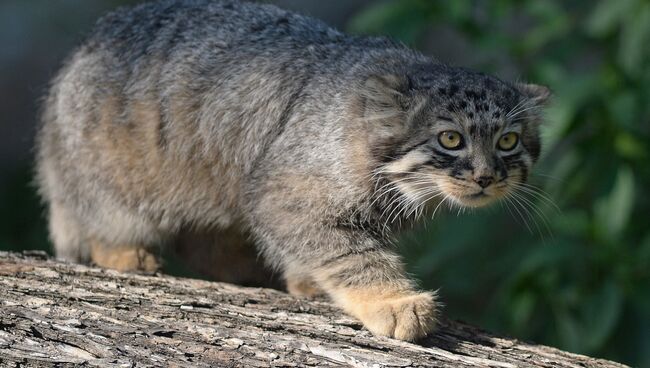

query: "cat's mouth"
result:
(432, 176), (514, 208)
(467, 191), (488, 199)
(445, 183), (510, 208)
(393, 176), (510, 211)
(455, 190), (499, 207)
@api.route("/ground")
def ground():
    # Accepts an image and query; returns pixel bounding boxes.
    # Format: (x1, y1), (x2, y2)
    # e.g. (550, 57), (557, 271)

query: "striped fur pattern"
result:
(36, 0), (549, 341)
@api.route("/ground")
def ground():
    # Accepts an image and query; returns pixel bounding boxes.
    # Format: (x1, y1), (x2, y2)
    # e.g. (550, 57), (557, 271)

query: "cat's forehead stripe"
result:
(467, 124), (501, 137)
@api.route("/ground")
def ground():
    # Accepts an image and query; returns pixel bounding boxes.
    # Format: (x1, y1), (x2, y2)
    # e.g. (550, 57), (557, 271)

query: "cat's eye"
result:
(438, 131), (463, 150)
(498, 132), (519, 151)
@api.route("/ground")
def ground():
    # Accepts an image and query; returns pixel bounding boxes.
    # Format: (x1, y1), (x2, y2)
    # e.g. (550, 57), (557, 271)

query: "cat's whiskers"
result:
(368, 175), (427, 210)
(388, 192), (414, 227)
(501, 196), (525, 232)
(503, 193), (534, 234)
(379, 186), (406, 225)
(370, 164), (556, 235)
(379, 180), (442, 228)
(508, 187), (553, 239)
(506, 98), (537, 119)
(365, 168), (445, 228)
(530, 172), (563, 182)
(372, 169), (442, 195)
(505, 98), (528, 118)
(419, 188), (448, 217)
(431, 194), (450, 220)
(404, 188), (444, 220)
(385, 193), (411, 225)
(512, 186), (559, 214)
(508, 105), (543, 121)
(509, 181), (561, 213)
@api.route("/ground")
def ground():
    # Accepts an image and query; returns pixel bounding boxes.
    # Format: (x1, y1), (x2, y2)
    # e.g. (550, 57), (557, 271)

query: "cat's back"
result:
(44, 0), (354, 151)
(36, 0), (363, 227)
(85, 0), (344, 66)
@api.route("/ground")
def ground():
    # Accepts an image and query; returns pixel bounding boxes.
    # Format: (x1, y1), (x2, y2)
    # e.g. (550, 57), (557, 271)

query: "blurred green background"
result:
(0, 1), (648, 366)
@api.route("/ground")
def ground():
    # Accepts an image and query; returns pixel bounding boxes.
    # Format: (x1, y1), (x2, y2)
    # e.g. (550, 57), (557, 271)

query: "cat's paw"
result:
(338, 289), (437, 341)
(90, 242), (160, 273)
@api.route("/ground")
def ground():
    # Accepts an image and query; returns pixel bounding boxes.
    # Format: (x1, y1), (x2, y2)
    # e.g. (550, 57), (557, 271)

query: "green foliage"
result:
(0, 166), (49, 254)
(1, 1), (647, 365)
(351, 0), (650, 366)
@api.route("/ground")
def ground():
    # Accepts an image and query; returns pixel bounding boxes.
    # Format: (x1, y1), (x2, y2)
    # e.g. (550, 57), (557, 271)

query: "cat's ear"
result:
(360, 73), (412, 114)
(517, 83), (552, 106)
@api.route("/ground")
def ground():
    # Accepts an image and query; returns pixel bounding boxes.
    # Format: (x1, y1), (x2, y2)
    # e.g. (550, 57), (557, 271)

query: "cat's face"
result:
(362, 67), (549, 214)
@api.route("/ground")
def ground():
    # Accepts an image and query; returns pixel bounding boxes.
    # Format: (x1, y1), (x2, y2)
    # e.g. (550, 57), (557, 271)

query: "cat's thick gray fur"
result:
(36, 0), (548, 341)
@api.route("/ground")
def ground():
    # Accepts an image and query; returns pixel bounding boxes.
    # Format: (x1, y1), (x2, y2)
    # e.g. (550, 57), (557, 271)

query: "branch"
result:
(0, 251), (627, 367)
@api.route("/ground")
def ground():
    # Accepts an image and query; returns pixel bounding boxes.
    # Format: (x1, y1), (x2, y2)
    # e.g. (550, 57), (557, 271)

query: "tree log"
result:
(0, 251), (627, 367)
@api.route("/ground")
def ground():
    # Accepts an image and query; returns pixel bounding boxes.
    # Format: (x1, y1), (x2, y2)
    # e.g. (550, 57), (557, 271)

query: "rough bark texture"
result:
(0, 251), (627, 368)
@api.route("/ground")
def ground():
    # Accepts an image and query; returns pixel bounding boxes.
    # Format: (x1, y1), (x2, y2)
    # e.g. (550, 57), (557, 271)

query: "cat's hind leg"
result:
(89, 240), (161, 273)
(49, 200), (89, 263)
(48, 198), (163, 273)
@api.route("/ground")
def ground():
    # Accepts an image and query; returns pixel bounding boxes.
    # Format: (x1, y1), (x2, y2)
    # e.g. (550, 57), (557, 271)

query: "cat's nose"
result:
(474, 176), (494, 188)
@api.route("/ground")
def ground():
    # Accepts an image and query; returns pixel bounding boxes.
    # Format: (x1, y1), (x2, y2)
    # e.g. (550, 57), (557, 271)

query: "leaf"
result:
(639, 234), (650, 270)
(581, 280), (623, 351)
(615, 133), (647, 160)
(446, 0), (472, 23)
(555, 307), (582, 352)
(618, 3), (650, 75)
(594, 166), (635, 241)
(606, 91), (638, 129)
(585, 0), (636, 36)
(510, 290), (537, 332)
(521, 2), (570, 53)
(347, 0), (433, 44)
(551, 210), (590, 237)
(544, 151), (579, 199)
(541, 74), (600, 147)
(535, 61), (566, 87)
(514, 240), (575, 276)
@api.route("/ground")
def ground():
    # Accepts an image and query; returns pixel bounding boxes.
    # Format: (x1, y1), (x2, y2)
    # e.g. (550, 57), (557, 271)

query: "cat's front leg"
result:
(258, 221), (437, 340)
(308, 244), (437, 341)
(247, 175), (437, 340)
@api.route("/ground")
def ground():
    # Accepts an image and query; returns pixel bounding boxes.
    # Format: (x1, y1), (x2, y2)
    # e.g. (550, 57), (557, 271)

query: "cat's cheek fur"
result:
(382, 150), (431, 176)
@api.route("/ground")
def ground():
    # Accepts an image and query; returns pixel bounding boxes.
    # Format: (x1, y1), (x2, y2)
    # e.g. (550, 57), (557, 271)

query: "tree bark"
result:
(0, 251), (627, 368)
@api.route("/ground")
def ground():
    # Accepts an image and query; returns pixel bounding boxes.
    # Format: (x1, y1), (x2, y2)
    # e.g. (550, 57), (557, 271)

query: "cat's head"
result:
(361, 65), (550, 213)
